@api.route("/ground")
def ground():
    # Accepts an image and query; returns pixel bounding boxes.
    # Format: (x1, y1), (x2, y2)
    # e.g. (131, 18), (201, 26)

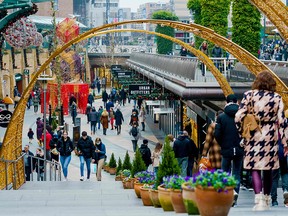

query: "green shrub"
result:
(108, 153), (117, 168)
(116, 157), (122, 175)
(122, 151), (132, 170)
(131, 148), (147, 178)
(155, 136), (180, 188)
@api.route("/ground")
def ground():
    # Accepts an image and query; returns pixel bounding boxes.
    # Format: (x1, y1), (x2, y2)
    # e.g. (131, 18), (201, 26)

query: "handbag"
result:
(51, 148), (59, 155)
(242, 91), (261, 139)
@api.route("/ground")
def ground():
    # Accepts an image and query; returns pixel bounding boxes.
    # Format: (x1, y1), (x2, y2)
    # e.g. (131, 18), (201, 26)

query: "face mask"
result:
(96, 142), (100, 145)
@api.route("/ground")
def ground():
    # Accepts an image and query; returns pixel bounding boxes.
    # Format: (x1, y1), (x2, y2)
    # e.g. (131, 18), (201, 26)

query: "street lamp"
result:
(38, 74), (54, 181)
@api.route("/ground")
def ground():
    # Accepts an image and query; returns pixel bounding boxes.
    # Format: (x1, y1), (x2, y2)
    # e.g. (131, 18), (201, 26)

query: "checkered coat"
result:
(202, 122), (222, 169)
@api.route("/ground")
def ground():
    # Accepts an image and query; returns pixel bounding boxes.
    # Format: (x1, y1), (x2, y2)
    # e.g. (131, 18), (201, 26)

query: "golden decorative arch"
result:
(1, 19), (287, 189)
(248, 0), (288, 41)
(84, 29), (234, 96)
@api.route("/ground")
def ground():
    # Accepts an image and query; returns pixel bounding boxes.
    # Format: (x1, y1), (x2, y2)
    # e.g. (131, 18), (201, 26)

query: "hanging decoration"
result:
(56, 18), (80, 43)
(3, 17), (37, 49)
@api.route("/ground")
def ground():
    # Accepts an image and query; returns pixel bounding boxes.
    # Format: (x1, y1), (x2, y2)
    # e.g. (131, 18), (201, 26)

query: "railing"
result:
(1, 153), (62, 190)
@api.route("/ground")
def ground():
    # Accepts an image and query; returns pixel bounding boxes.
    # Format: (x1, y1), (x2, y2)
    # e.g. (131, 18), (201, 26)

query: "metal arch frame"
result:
(248, 0), (288, 41)
(83, 29), (234, 96)
(1, 19), (287, 189)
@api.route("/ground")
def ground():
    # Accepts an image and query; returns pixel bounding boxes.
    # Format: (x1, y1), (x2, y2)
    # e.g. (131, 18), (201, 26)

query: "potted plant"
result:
(156, 136), (180, 211)
(122, 151), (132, 170)
(121, 169), (131, 189)
(182, 181), (199, 215)
(163, 175), (187, 213)
(103, 162), (109, 172)
(132, 149), (149, 197)
(140, 184), (153, 206)
(115, 157), (123, 181)
(108, 153), (117, 175)
(192, 169), (237, 216)
(149, 184), (161, 208)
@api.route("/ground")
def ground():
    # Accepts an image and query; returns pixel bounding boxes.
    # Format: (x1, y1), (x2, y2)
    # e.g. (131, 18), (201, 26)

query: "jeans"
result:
(60, 155), (71, 178)
(132, 140), (138, 152)
(79, 156), (91, 179)
(177, 157), (188, 177)
(98, 121), (101, 129)
(141, 122), (145, 131)
(221, 156), (243, 194)
(91, 121), (97, 133)
(272, 169), (288, 201)
(187, 158), (194, 177)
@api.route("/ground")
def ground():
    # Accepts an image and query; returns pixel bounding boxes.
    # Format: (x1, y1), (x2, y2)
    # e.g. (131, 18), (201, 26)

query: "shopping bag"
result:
(91, 163), (97, 174)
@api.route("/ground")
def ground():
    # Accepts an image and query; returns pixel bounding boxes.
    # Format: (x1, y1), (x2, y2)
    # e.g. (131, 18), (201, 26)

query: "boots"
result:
(253, 193), (269, 211)
(264, 195), (271, 206)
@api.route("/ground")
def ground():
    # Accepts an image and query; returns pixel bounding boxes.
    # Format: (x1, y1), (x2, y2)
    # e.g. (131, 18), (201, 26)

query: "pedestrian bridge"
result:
(126, 53), (288, 101)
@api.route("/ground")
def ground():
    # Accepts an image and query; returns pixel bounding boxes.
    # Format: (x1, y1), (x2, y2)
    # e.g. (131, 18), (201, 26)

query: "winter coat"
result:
(102, 91), (109, 102)
(88, 94), (94, 105)
(57, 136), (74, 156)
(235, 90), (288, 170)
(214, 103), (243, 158)
(139, 110), (146, 123)
(93, 142), (106, 161)
(173, 136), (190, 158)
(139, 144), (152, 167)
(76, 136), (95, 159)
(100, 111), (109, 129)
(49, 137), (59, 150)
(129, 126), (140, 141)
(202, 123), (222, 169)
(151, 149), (162, 167)
(90, 110), (99, 122)
(36, 119), (44, 140)
(114, 109), (124, 126)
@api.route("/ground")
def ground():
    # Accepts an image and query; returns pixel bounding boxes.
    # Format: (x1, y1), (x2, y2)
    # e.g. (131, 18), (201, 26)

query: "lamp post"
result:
(38, 74), (54, 181)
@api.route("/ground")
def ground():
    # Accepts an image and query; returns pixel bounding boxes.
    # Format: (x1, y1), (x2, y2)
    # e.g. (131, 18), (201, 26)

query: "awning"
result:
(153, 108), (174, 114)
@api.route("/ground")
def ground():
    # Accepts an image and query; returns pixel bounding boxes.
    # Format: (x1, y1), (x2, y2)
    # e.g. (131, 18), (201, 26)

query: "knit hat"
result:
(143, 139), (148, 144)
(226, 94), (237, 103)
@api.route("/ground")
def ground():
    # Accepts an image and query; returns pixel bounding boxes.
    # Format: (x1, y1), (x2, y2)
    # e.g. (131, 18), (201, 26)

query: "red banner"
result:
(41, 83), (89, 115)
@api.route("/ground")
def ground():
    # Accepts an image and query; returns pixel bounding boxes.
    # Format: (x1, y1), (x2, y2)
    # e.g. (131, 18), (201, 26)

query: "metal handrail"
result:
(0, 153), (62, 190)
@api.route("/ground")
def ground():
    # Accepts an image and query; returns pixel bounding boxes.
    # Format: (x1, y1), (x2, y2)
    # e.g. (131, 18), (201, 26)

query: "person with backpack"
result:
(129, 111), (139, 126)
(114, 108), (124, 135)
(129, 122), (140, 152)
(139, 139), (152, 169)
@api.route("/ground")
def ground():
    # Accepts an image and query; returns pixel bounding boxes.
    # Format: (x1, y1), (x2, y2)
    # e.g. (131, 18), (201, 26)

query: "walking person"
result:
(214, 94), (243, 207)
(49, 134), (59, 163)
(100, 109), (109, 135)
(183, 131), (198, 177)
(235, 71), (288, 211)
(76, 131), (95, 181)
(97, 106), (103, 130)
(92, 137), (106, 181)
(85, 104), (92, 124)
(139, 139), (152, 170)
(129, 122), (140, 152)
(22, 145), (34, 181)
(96, 79), (101, 94)
(34, 148), (45, 181)
(151, 142), (163, 175)
(33, 94), (39, 114)
(89, 107), (98, 135)
(139, 107), (146, 131)
(109, 107), (115, 130)
(87, 93), (94, 107)
(114, 108), (124, 135)
(71, 101), (77, 125)
(27, 128), (34, 144)
(57, 131), (74, 181)
(36, 117), (44, 143)
(102, 90), (108, 109)
(41, 129), (52, 161)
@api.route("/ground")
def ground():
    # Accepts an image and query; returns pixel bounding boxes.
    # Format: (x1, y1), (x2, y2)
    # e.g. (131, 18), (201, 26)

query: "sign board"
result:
(116, 71), (132, 79)
(0, 110), (12, 128)
(129, 84), (151, 95)
(15, 73), (22, 81)
(111, 65), (122, 71)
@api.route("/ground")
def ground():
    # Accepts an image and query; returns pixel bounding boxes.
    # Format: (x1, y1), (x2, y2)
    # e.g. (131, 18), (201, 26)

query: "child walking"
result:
(151, 142), (163, 175)
(27, 128), (34, 144)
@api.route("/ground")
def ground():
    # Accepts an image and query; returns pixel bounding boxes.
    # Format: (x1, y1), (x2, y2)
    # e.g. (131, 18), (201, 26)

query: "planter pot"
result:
(134, 182), (144, 198)
(195, 186), (234, 216)
(157, 185), (174, 211)
(109, 167), (117, 175)
(115, 175), (122, 181)
(140, 187), (153, 206)
(149, 189), (161, 208)
(122, 178), (135, 189)
(182, 182), (199, 215)
(170, 189), (186, 213)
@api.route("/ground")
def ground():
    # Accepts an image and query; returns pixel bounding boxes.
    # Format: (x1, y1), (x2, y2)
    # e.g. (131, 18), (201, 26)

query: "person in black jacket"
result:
(92, 137), (106, 181)
(56, 131), (74, 181)
(173, 131), (190, 177)
(139, 139), (152, 169)
(49, 133), (59, 163)
(102, 90), (109, 108)
(183, 131), (198, 177)
(214, 94), (243, 207)
(76, 131), (95, 181)
(22, 145), (34, 181)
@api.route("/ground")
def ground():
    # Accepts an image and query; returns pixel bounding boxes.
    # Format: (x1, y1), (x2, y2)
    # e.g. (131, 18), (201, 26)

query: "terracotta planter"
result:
(109, 167), (117, 175)
(149, 189), (161, 208)
(182, 182), (199, 215)
(157, 185), (174, 211)
(115, 175), (122, 181)
(122, 178), (135, 189)
(170, 189), (186, 213)
(134, 182), (144, 198)
(140, 187), (153, 206)
(195, 186), (234, 216)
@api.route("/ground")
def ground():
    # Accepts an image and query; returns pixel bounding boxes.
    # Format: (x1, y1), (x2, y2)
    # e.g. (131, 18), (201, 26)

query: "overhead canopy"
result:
(29, 15), (90, 32)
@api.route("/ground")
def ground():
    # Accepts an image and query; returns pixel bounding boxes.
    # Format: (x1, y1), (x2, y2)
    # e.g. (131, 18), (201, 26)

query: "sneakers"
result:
(63, 177), (68, 181)
(86, 178), (90, 181)
(253, 193), (269, 211)
(232, 191), (238, 207)
(80, 176), (84, 181)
